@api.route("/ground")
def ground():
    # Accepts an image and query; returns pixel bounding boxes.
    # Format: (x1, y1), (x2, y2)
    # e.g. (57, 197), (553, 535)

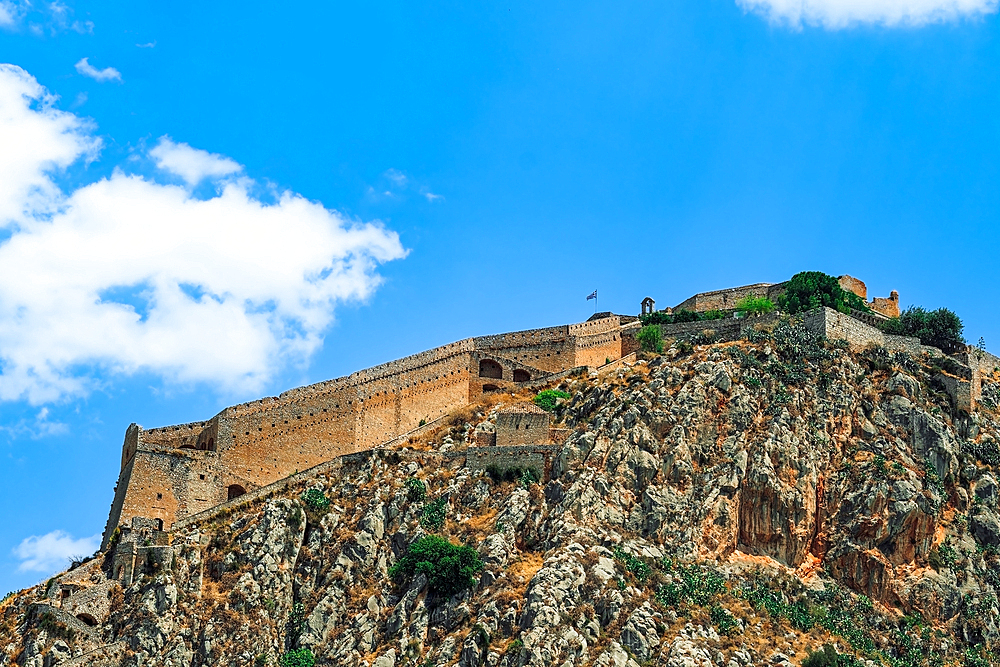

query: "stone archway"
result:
(227, 484), (246, 501)
(479, 359), (503, 379)
(513, 369), (530, 382)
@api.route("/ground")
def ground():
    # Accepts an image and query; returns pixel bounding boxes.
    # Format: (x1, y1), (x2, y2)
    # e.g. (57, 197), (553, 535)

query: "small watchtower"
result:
(496, 403), (551, 448)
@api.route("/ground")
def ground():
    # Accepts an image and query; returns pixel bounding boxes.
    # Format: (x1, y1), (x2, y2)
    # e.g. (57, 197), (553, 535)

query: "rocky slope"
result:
(3, 319), (1000, 667)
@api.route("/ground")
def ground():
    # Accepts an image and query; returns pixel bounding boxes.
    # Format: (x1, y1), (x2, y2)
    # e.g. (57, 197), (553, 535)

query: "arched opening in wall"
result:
(513, 369), (530, 382)
(227, 484), (247, 501)
(479, 359), (503, 379)
(77, 613), (98, 627)
(179, 444), (196, 450)
(155, 519), (164, 531)
(207, 438), (214, 451)
(482, 384), (500, 394)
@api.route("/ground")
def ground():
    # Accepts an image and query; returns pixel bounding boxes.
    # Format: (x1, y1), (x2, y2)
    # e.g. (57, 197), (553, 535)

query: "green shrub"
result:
(639, 311), (673, 326)
(486, 465), (540, 487)
(534, 389), (571, 412)
(882, 306), (965, 353)
(802, 644), (839, 667)
(389, 535), (484, 597)
(613, 548), (652, 583)
(405, 477), (427, 502)
(710, 603), (739, 635)
(777, 271), (868, 315)
(655, 562), (726, 608)
(420, 496), (448, 531)
(280, 648), (315, 667)
(735, 295), (775, 316)
(702, 309), (727, 320)
(636, 325), (663, 354)
(672, 309), (700, 323)
(300, 489), (330, 513)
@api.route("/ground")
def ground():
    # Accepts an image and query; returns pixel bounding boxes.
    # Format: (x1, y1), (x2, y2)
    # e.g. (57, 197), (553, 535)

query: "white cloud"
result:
(422, 190), (444, 203)
(0, 407), (68, 438)
(0, 65), (100, 224)
(738, 0), (998, 27)
(149, 137), (242, 186)
(74, 57), (122, 83)
(14, 530), (100, 573)
(384, 168), (408, 187)
(0, 1), (19, 27)
(136, 41), (156, 48)
(0, 64), (408, 404)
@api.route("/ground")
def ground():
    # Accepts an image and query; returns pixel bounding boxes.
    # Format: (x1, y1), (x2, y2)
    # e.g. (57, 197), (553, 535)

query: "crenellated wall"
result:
(100, 316), (631, 548)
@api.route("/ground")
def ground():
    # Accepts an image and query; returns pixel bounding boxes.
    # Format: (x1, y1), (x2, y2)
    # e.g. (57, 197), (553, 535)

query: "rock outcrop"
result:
(3, 320), (1000, 666)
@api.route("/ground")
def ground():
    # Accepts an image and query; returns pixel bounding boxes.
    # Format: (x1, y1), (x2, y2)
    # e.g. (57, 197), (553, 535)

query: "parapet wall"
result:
(102, 316), (631, 547)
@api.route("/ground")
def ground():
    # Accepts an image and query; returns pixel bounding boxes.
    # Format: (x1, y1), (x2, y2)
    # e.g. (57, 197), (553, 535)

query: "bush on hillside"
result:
(735, 295), (774, 317)
(636, 325), (663, 354)
(534, 389), (571, 412)
(801, 644), (839, 667)
(389, 535), (484, 597)
(882, 306), (965, 353)
(639, 311), (673, 325)
(672, 309), (701, 323)
(405, 477), (427, 502)
(300, 489), (330, 512)
(777, 271), (868, 315)
(280, 648), (315, 667)
(701, 309), (727, 320)
(420, 496), (448, 531)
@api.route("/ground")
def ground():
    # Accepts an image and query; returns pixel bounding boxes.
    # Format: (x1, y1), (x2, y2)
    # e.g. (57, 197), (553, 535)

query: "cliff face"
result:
(3, 320), (1000, 667)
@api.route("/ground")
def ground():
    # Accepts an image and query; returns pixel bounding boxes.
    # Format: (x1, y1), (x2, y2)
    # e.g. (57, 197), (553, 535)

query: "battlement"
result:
(100, 316), (631, 549)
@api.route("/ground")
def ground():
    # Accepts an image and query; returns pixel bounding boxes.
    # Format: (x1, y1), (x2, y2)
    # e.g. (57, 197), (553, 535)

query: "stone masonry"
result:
(101, 316), (633, 548)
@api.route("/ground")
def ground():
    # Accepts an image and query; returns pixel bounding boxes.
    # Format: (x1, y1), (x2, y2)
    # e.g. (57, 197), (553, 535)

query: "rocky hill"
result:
(3, 318), (1000, 667)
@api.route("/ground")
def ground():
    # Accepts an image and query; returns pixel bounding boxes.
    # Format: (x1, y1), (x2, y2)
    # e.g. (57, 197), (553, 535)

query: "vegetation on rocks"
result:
(533, 388), (571, 412)
(883, 306), (966, 353)
(388, 535), (484, 597)
(7, 316), (1000, 667)
(636, 324), (663, 353)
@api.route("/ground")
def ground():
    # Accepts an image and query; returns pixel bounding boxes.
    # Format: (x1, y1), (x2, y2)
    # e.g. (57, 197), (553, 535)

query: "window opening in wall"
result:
(156, 493), (163, 500)
(199, 474), (205, 480)
(155, 519), (164, 531)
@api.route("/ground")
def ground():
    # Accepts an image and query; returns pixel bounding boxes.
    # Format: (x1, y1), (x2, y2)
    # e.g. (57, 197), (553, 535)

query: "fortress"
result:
(100, 315), (636, 549)
(99, 273), (963, 553)
(33, 270), (996, 647)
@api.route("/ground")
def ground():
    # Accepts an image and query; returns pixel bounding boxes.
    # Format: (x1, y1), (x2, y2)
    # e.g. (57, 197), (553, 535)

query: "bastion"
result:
(100, 315), (636, 548)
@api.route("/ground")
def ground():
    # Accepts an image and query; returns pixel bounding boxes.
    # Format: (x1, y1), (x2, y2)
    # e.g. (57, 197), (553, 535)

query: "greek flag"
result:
(586, 290), (597, 301)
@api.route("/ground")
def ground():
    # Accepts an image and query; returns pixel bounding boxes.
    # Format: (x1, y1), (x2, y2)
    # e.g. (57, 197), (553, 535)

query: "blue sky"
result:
(2, 0), (1000, 592)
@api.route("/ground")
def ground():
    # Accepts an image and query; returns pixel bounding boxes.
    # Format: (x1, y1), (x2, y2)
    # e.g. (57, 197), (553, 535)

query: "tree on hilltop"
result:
(777, 271), (868, 315)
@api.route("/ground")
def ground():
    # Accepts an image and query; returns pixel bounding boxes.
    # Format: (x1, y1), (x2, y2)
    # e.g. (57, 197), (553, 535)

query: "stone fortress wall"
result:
(99, 273), (964, 551)
(664, 275), (900, 319)
(101, 316), (630, 548)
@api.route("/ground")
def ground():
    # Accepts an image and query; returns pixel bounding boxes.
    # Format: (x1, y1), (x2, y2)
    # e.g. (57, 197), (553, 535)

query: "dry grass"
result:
(507, 552), (544, 585)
